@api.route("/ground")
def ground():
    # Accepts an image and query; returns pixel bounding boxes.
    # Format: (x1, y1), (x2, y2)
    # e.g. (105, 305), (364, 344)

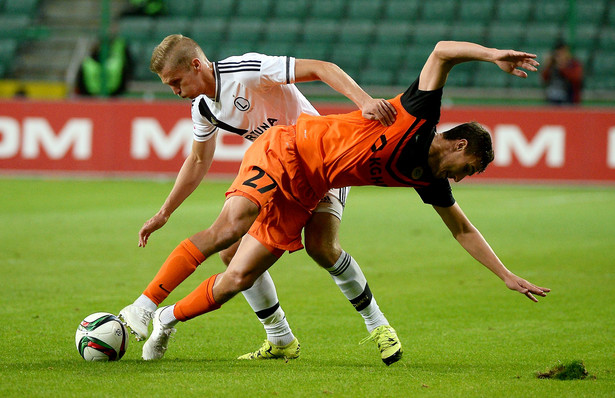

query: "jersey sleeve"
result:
(191, 96), (217, 142)
(251, 53), (295, 88)
(414, 179), (455, 207)
(400, 77), (443, 122)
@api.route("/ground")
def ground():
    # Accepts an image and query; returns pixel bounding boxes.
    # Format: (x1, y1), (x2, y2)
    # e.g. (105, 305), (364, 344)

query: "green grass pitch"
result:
(1, 178), (614, 397)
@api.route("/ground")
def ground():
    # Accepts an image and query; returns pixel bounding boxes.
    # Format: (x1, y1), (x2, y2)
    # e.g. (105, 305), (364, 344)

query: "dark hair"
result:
(442, 121), (494, 172)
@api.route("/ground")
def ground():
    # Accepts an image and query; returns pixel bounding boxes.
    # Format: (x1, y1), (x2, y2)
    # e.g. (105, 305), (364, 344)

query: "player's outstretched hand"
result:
(493, 50), (539, 78)
(138, 213), (169, 247)
(504, 274), (550, 302)
(361, 98), (397, 126)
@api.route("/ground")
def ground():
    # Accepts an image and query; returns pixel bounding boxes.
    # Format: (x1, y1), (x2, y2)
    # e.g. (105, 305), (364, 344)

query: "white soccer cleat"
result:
(119, 304), (153, 341)
(142, 307), (176, 361)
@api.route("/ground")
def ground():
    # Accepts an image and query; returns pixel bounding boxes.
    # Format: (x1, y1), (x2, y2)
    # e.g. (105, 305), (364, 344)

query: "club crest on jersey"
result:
(411, 167), (424, 180)
(234, 97), (250, 111)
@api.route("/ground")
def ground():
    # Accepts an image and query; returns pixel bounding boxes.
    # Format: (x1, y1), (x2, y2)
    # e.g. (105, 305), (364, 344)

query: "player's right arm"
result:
(294, 59), (396, 126)
(419, 41), (539, 91)
(138, 136), (217, 247)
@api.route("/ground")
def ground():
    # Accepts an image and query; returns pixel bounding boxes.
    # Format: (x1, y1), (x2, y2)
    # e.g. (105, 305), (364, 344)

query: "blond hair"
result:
(150, 34), (206, 74)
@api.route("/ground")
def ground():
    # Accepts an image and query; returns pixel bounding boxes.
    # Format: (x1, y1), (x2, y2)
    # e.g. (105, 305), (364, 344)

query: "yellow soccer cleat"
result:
(237, 338), (300, 360)
(360, 325), (403, 366)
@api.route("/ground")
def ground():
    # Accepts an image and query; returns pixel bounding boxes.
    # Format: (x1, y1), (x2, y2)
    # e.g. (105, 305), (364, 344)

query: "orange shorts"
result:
(226, 125), (321, 253)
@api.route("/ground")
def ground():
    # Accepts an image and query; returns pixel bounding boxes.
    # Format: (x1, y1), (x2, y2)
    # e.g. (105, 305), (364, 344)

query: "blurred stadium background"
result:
(1, 0), (614, 103)
(1, 0), (614, 183)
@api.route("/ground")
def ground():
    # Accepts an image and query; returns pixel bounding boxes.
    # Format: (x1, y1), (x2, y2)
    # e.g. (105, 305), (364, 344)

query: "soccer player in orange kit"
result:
(140, 41), (550, 363)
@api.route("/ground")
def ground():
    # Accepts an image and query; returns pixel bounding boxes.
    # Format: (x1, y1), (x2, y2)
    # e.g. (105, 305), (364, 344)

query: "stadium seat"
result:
(458, 0), (495, 22)
(396, 67), (421, 86)
(217, 42), (258, 59)
(494, 0), (532, 22)
(292, 43), (332, 61)
(273, 0), (310, 20)
(225, 18), (264, 46)
(347, 0), (384, 21)
(190, 18), (228, 44)
(532, 0), (569, 23)
(409, 23), (450, 48)
(302, 20), (340, 44)
(472, 63), (510, 88)
(3, 0), (39, 17)
(235, 0), (273, 19)
(401, 45), (433, 70)
(421, 0), (457, 22)
(309, 0), (346, 20)
(523, 23), (563, 50)
(255, 42), (294, 57)
(0, 39), (17, 75)
(374, 21), (411, 45)
(486, 23), (525, 49)
(330, 44), (367, 75)
(0, 15), (30, 39)
(152, 17), (192, 41)
(359, 67), (395, 86)
(597, 28), (615, 50)
(565, 24), (598, 51)
(365, 44), (406, 71)
(337, 21), (375, 45)
(382, 0), (421, 21)
(163, 0), (199, 17)
(449, 24), (486, 44)
(577, 0), (607, 25)
(591, 50), (615, 75)
(446, 63), (474, 87)
(607, 3), (615, 25)
(118, 17), (154, 41)
(263, 20), (302, 44)
(197, 0), (235, 18)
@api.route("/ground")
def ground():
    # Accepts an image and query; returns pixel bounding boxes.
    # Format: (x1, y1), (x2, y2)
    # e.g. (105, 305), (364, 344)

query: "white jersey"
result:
(191, 53), (318, 143)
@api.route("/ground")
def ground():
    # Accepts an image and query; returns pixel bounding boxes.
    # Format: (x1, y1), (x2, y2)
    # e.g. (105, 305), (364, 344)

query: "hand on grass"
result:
(504, 274), (550, 302)
(138, 212), (169, 247)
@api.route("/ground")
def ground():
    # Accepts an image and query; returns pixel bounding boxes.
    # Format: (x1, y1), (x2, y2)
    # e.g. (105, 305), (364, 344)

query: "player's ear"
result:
(456, 139), (468, 151)
(191, 58), (201, 71)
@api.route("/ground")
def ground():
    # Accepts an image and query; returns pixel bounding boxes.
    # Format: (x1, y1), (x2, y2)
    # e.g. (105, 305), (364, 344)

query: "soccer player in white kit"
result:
(119, 34), (402, 364)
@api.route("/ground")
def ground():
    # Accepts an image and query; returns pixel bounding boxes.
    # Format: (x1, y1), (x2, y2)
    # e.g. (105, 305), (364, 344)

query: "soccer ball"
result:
(75, 312), (128, 361)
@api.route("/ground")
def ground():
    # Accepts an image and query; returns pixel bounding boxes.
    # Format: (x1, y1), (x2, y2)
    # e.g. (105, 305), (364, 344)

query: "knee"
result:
(224, 269), (256, 292)
(219, 250), (232, 266)
(305, 235), (341, 268)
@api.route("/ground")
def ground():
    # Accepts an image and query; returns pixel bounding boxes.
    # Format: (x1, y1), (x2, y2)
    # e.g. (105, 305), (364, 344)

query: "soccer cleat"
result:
(359, 325), (403, 366)
(237, 338), (300, 360)
(142, 307), (176, 361)
(119, 304), (153, 341)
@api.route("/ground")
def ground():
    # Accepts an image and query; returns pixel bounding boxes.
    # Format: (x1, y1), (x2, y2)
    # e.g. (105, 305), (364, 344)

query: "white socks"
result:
(134, 294), (157, 313)
(241, 271), (295, 346)
(327, 251), (389, 333)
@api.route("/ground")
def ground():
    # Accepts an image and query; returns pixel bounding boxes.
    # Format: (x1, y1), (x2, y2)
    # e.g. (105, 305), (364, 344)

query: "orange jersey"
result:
(295, 94), (431, 193)
(227, 79), (455, 252)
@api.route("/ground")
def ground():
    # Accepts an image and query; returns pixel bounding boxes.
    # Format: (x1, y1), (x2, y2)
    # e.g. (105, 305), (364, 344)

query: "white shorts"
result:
(313, 187), (350, 221)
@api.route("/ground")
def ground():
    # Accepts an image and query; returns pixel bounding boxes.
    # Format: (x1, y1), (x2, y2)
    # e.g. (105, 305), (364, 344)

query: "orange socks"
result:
(143, 239), (206, 305)
(174, 273), (221, 321)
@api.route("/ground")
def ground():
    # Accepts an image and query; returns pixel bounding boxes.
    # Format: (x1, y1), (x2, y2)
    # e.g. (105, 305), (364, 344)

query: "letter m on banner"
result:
(494, 125), (565, 168)
(131, 118), (193, 159)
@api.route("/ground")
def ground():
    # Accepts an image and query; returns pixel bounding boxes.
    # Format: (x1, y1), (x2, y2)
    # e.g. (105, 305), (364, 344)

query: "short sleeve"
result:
(414, 179), (455, 207)
(258, 54), (295, 87)
(400, 77), (443, 122)
(191, 96), (217, 142)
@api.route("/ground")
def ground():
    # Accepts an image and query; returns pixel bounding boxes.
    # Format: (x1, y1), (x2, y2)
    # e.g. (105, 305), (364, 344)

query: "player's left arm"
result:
(419, 41), (540, 91)
(433, 203), (550, 302)
(294, 58), (396, 126)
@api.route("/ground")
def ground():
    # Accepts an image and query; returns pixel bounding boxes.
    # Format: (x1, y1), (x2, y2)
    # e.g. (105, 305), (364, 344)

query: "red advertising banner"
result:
(1, 100), (614, 183)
